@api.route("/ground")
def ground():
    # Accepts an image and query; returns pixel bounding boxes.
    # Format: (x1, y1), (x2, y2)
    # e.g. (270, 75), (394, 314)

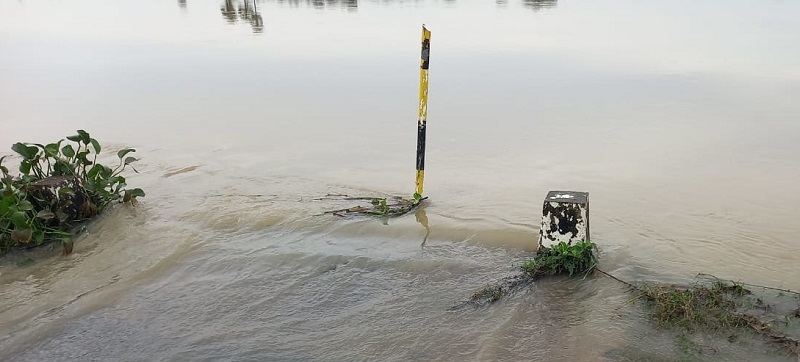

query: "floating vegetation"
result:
(455, 241), (597, 308)
(520, 240), (597, 278)
(1, 130), (144, 255)
(632, 278), (800, 357)
(639, 280), (751, 330)
(459, 240), (800, 357)
(323, 193), (426, 217)
(464, 273), (531, 307)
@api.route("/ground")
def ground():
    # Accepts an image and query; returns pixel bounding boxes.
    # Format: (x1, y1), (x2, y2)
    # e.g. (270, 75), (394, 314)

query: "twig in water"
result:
(596, 268), (640, 291)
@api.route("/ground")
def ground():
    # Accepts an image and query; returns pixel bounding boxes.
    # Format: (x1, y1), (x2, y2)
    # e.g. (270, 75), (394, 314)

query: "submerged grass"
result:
(634, 279), (800, 357)
(457, 241), (597, 308)
(640, 280), (751, 331)
(458, 238), (800, 357)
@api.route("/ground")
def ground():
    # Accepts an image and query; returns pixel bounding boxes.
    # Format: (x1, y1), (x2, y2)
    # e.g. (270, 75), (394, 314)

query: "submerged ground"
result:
(1, 0), (800, 360)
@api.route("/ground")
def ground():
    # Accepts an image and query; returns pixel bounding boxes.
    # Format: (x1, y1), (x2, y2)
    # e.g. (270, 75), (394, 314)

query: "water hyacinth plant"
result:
(0, 130), (144, 254)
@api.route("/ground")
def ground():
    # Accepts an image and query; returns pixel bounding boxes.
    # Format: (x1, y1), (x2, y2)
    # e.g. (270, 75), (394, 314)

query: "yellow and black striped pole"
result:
(415, 25), (431, 199)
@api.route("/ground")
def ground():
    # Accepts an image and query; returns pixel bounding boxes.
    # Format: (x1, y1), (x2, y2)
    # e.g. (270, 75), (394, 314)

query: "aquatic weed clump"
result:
(324, 194), (426, 217)
(640, 280), (751, 330)
(636, 279), (800, 357)
(520, 241), (598, 278)
(457, 241), (598, 308)
(456, 237), (800, 357)
(470, 284), (507, 304)
(0, 130), (145, 255)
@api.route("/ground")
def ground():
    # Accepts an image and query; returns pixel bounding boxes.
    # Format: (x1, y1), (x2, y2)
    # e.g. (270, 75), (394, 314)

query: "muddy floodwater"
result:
(2, 0), (800, 360)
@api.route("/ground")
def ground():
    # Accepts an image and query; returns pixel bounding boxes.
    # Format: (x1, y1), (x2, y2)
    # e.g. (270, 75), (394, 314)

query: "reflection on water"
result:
(214, 0), (559, 32)
(215, 0), (554, 20)
(522, 0), (556, 11)
(221, 0), (264, 33)
(415, 207), (430, 248)
(277, 0), (359, 11)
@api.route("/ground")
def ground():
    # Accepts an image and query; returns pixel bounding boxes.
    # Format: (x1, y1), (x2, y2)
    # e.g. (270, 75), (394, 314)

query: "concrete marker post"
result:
(539, 191), (590, 248)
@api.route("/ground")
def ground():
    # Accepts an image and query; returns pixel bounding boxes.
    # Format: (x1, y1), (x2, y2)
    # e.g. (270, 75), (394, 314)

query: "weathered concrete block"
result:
(539, 191), (590, 248)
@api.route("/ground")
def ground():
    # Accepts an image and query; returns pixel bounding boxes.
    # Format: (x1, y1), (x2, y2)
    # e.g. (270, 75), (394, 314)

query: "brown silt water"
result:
(1, 0), (800, 360)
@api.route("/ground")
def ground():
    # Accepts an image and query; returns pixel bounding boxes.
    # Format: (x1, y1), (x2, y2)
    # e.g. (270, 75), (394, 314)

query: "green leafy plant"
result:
(0, 130), (144, 254)
(520, 240), (598, 278)
(369, 198), (389, 215)
(461, 241), (598, 308)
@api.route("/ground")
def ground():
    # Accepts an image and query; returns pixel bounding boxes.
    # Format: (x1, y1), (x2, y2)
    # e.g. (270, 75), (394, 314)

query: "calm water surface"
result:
(1, 0), (800, 360)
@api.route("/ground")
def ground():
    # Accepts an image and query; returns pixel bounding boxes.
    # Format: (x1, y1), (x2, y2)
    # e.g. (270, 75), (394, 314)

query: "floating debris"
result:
(453, 241), (597, 309)
(324, 195), (427, 217)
